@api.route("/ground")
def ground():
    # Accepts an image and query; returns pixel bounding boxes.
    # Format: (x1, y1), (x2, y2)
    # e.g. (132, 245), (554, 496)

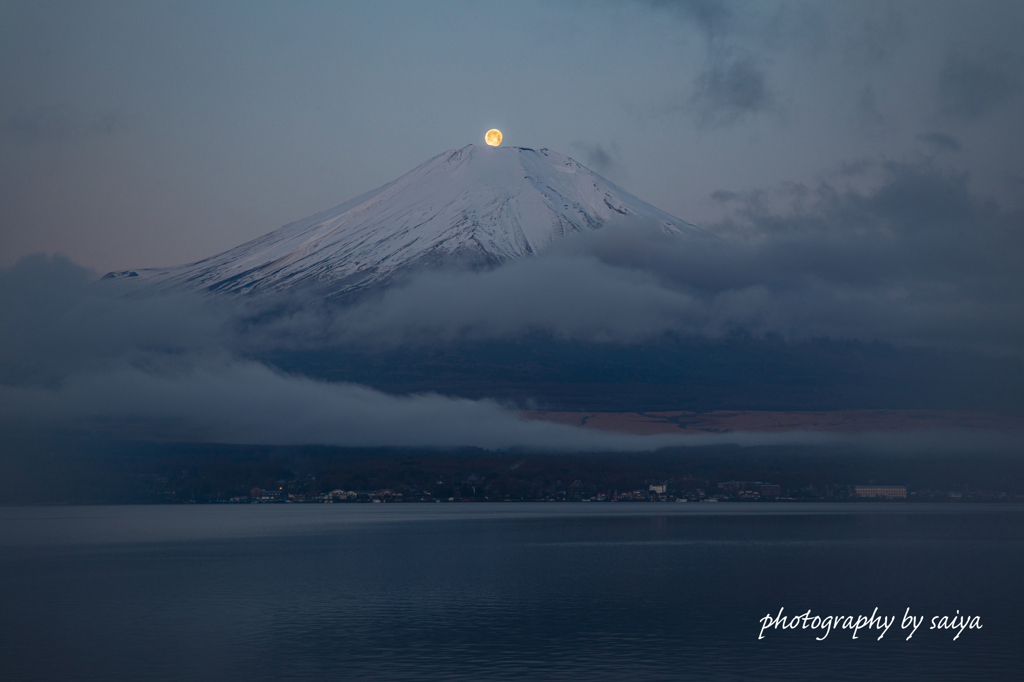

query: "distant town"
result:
(237, 481), (1012, 504)
(4, 436), (1022, 505)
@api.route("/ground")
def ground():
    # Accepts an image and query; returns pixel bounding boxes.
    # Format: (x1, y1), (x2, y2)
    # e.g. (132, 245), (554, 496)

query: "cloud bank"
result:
(272, 158), (1023, 356)
(2, 154), (1022, 448)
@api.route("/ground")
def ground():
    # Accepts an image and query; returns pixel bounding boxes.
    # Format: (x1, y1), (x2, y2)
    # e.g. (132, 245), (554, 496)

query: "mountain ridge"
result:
(103, 144), (703, 298)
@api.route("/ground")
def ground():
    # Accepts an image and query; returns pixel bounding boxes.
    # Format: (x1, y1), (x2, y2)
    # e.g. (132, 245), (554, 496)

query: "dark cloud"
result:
(842, 7), (907, 65)
(691, 56), (770, 124)
(640, 1), (774, 125)
(571, 142), (624, 177)
(292, 157), (1023, 356)
(0, 255), (227, 387)
(915, 132), (962, 153)
(647, 0), (733, 39)
(938, 48), (1021, 122)
(0, 255), (805, 450)
(5, 105), (122, 142)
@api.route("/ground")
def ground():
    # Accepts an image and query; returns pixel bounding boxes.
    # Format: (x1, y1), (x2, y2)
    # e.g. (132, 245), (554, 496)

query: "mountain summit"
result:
(104, 145), (702, 297)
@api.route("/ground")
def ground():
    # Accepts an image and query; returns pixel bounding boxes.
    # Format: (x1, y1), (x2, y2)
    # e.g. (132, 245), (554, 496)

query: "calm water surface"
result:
(1, 503), (1021, 681)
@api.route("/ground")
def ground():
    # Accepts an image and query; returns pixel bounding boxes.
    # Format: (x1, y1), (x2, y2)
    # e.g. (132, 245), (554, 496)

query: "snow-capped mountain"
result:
(103, 144), (702, 297)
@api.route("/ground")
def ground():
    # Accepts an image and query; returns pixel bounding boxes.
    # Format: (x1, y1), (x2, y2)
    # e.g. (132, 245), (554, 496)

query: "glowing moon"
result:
(485, 129), (502, 146)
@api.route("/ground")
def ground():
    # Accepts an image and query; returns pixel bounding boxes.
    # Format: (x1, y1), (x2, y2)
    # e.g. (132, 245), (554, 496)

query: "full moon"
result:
(485, 129), (502, 146)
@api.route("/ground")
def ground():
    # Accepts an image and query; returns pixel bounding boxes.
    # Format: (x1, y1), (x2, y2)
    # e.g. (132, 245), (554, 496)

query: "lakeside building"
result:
(854, 485), (907, 499)
(718, 481), (781, 499)
(250, 488), (284, 502)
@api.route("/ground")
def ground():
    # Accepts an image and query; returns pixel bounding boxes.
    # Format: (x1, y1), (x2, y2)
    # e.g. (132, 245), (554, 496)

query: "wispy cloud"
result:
(915, 132), (962, 153)
(571, 141), (625, 178)
(646, 0), (735, 40)
(690, 56), (770, 125)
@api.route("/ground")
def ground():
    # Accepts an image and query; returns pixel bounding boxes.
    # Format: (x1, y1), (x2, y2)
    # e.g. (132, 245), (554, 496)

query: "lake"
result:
(1, 503), (1021, 681)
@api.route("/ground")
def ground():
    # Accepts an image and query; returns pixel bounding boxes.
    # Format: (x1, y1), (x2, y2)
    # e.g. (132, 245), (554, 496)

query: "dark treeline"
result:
(1, 431), (1022, 504)
(262, 333), (1024, 413)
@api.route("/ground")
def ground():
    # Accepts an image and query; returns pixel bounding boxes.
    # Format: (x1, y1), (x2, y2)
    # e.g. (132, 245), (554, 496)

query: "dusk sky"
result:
(3, 0), (1023, 274)
(2, 1), (1024, 448)
(5, 7), (1024, 677)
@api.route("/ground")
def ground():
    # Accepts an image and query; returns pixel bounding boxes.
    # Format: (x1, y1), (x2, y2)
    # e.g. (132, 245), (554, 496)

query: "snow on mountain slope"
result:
(103, 144), (703, 297)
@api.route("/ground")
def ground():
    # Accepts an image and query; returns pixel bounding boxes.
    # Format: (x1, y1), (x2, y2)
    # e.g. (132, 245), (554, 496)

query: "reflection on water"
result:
(2, 504), (1022, 681)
